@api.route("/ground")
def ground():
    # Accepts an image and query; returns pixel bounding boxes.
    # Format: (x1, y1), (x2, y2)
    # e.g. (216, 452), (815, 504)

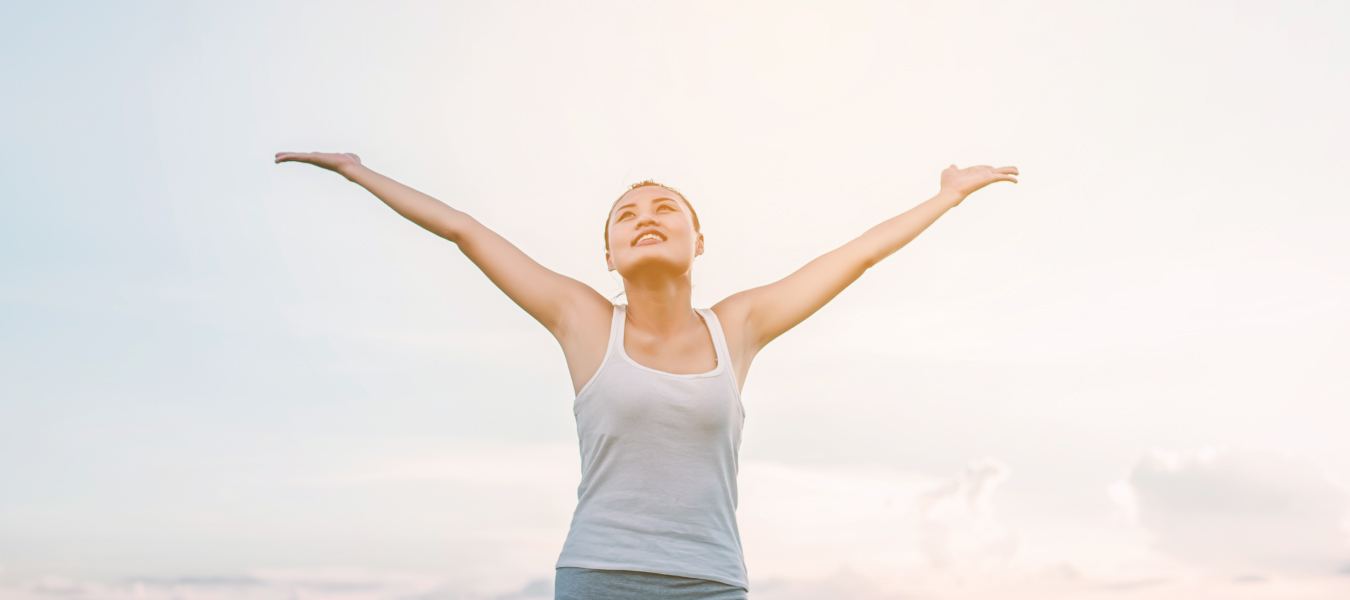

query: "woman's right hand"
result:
(274, 151), (363, 177)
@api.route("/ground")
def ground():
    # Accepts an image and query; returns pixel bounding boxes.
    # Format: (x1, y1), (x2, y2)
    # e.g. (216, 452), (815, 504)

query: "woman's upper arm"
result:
(453, 216), (610, 336)
(728, 243), (872, 352)
(711, 293), (758, 390)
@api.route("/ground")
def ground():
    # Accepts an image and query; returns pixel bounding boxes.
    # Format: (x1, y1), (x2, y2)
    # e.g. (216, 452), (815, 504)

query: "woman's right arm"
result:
(274, 152), (610, 337)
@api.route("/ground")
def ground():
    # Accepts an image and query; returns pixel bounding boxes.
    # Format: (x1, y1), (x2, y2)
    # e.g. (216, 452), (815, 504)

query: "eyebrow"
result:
(615, 197), (680, 213)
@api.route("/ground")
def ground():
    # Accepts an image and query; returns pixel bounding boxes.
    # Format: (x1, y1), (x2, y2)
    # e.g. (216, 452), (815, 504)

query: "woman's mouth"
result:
(633, 232), (665, 246)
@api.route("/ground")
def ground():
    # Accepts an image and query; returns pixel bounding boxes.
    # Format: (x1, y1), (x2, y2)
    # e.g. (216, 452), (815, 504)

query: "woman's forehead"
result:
(611, 186), (684, 215)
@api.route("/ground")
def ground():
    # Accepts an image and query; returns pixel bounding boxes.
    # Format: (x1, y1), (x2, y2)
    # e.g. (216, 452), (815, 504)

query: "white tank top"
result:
(556, 304), (748, 589)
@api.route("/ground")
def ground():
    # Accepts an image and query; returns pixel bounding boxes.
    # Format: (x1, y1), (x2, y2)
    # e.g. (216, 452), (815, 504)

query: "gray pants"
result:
(555, 567), (748, 600)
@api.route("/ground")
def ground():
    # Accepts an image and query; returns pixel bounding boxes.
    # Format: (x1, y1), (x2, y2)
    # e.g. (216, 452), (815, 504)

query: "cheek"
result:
(609, 245), (633, 264)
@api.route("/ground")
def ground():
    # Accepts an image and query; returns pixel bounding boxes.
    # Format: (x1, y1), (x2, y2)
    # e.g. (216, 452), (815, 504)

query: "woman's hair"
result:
(604, 180), (701, 252)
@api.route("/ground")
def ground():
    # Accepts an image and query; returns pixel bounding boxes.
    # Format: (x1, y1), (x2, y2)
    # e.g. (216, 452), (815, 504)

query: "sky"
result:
(2, 0), (1349, 598)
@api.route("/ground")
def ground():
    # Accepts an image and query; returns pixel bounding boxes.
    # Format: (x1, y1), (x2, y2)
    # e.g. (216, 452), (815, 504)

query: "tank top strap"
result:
(696, 307), (732, 370)
(608, 304), (626, 351)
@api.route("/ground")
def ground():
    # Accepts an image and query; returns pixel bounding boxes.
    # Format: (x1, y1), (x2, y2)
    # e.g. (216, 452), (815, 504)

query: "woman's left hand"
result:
(940, 165), (1019, 203)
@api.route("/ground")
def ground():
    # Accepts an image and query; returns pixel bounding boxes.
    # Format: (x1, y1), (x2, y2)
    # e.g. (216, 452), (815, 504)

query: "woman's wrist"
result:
(935, 187), (968, 207)
(339, 162), (371, 182)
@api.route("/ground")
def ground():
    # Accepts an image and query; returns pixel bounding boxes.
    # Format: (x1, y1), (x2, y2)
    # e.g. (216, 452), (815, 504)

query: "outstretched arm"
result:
(715, 164), (1019, 354)
(274, 152), (608, 336)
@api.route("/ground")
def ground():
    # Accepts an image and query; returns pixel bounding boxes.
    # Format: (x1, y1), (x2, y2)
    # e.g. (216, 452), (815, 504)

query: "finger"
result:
(276, 152), (318, 164)
(1001, 175), (1018, 183)
(995, 166), (1019, 175)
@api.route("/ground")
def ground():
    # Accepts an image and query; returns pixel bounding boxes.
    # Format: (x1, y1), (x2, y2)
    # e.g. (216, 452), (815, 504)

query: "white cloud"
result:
(6, 451), (1350, 600)
(916, 459), (1018, 571)
(8, 568), (1349, 600)
(1114, 447), (1350, 574)
(737, 460), (938, 581)
(0, 569), (552, 600)
(737, 458), (1020, 586)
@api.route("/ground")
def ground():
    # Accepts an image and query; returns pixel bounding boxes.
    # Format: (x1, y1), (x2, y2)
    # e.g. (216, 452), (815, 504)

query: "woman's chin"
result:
(615, 255), (695, 280)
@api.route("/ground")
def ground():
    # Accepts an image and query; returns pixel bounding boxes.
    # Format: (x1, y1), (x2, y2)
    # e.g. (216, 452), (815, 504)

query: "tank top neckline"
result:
(615, 304), (727, 380)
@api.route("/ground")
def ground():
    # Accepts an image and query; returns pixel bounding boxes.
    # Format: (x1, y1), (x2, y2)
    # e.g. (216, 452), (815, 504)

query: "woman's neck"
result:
(621, 274), (697, 335)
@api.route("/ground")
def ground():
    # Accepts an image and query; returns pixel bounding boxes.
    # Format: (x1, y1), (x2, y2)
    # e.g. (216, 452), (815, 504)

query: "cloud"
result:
(8, 567), (1349, 600)
(0, 570), (443, 600)
(736, 458), (1019, 593)
(0, 569), (559, 600)
(916, 459), (1018, 571)
(1113, 447), (1350, 574)
(737, 460), (939, 580)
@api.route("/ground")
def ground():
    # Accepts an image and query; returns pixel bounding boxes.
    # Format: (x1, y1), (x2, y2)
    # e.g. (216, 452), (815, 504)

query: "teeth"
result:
(638, 233), (661, 243)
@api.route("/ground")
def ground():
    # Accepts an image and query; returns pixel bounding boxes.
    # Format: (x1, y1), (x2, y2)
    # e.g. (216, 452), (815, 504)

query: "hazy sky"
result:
(2, 1), (1348, 598)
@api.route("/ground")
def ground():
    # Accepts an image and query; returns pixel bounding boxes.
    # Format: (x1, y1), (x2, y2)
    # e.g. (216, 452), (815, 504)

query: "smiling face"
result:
(605, 185), (704, 281)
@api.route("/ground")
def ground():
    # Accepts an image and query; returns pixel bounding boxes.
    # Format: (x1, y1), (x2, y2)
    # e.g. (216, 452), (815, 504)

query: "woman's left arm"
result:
(715, 164), (1019, 355)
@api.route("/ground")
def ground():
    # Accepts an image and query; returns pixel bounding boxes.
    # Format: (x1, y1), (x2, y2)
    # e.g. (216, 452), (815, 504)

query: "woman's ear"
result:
(606, 252), (615, 271)
(695, 233), (705, 257)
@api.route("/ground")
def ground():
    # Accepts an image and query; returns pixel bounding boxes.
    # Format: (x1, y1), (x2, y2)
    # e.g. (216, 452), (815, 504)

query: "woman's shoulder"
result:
(709, 296), (754, 345)
(709, 292), (752, 325)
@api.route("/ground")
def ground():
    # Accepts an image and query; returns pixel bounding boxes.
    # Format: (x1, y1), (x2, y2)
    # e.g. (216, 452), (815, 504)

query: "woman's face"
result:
(606, 186), (703, 280)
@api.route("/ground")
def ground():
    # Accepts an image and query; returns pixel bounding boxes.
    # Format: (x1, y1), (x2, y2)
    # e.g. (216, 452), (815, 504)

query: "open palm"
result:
(274, 151), (362, 176)
(940, 164), (1019, 200)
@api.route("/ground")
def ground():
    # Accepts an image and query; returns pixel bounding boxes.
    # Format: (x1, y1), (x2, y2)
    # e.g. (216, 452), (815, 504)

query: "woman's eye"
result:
(618, 213), (633, 220)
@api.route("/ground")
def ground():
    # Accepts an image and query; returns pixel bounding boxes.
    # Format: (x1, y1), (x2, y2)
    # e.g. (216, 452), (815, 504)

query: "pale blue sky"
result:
(2, 1), (1348, 598)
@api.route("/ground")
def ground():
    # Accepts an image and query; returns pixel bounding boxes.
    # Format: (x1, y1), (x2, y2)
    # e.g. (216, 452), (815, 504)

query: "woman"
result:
(275, 151), (1018, 599)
